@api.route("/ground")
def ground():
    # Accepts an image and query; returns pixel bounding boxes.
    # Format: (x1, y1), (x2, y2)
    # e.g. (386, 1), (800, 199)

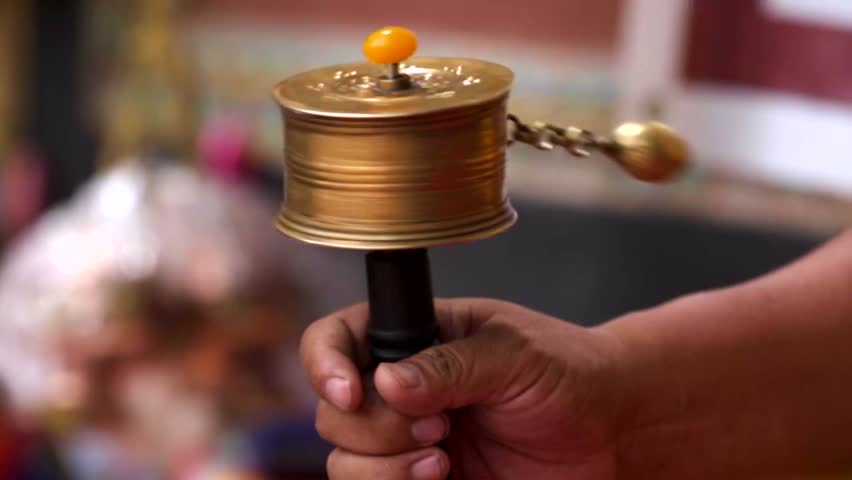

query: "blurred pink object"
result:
(197, 116), (251, 182)
(1, 144), (46, 238)
(0, 158), (360, 413)
(0, 158), (361, 477)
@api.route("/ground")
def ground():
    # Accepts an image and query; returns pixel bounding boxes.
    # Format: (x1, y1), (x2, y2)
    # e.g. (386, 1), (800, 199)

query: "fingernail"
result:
(384, 361), (422, 388)
(411, 455), (443, 480)
(411, 415), (448, 445)
(324, 377), (352, 410)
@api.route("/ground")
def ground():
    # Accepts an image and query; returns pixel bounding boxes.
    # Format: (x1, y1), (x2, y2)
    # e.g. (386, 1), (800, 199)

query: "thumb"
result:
(374, 323), (533, 417)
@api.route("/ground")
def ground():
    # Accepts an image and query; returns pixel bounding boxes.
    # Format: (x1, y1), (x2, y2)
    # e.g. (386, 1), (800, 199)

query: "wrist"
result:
(595, 287), (852, 480)
(595, 295), (728, 480)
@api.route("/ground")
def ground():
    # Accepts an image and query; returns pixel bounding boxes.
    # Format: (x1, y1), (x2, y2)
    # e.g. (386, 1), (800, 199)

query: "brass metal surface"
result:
(607, 121), (689, 182)
(276, 91), (516, 250)
(273, 57), (514, 119)
(273, 41), (690, 250)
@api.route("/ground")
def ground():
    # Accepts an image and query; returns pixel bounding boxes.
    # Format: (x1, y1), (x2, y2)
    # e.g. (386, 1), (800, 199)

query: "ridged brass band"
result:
(276, 96), (517, 250)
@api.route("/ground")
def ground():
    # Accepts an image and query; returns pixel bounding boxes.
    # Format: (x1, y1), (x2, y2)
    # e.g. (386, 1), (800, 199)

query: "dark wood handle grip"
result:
(365, 248), (439, 365)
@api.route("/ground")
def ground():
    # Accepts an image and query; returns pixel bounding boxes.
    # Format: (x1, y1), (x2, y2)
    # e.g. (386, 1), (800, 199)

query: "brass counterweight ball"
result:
(608, 121), (690, 182)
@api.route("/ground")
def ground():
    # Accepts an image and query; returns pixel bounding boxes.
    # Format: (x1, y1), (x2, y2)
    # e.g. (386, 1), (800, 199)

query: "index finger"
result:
(433, 297), (521, 341)
(300, 302), (372, 412)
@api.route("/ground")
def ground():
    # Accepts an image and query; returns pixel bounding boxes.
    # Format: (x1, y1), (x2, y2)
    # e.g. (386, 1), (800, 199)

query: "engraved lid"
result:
(273, 26), (514, 119)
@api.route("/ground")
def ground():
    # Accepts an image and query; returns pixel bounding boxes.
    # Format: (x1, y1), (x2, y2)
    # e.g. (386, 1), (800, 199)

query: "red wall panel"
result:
(684, 0), (852, 104)
(193, 0), (623, 51)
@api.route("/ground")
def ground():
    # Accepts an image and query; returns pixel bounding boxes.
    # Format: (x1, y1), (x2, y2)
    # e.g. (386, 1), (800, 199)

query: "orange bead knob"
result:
(363, 26), (418, 64)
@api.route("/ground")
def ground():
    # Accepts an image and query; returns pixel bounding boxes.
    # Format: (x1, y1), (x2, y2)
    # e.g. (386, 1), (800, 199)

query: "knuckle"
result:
(420, 346), (465, 384)
(298, 321), (320, 359)
(314, 403), (336, 443)
(481, 297), (516, 311)
(301, 317), (322, 341)
(326, 449), (343, 479)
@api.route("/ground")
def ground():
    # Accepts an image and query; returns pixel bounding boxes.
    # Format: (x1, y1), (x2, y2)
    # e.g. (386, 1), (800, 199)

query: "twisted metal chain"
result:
(507, 114), (611, 157)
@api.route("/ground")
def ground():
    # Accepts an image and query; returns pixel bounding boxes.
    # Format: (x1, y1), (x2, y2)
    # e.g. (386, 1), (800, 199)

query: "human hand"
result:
(299, 298), (628, 479)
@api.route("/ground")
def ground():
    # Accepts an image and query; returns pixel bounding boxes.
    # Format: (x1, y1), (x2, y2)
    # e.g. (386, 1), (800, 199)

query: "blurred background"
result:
(0, 0), (850, 478)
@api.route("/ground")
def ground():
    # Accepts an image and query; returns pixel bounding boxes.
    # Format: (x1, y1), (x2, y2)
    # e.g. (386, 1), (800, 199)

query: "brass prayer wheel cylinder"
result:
(274, 57), (517, 250)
